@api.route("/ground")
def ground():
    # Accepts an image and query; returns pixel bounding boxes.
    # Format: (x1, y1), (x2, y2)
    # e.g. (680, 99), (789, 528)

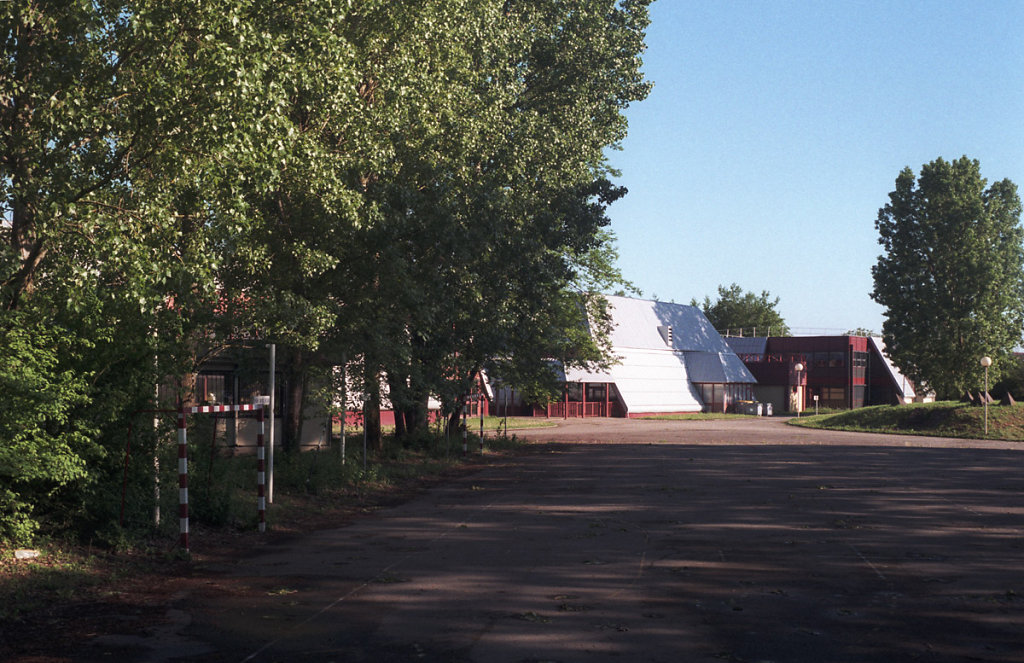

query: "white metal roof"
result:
(724, 336), (768, 358)
(565, 347), (704, 413)
(684, 351), (757, 384)
(562, 296), (754, 414)
(604, 295), (735, 353)
(869, 336), (916, 400)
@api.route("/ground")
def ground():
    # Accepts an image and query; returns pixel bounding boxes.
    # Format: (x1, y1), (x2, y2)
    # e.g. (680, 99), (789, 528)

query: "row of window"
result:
(746, 350), (865, 373)
(193, 373), (283, 414)
(566, 381), (754, 414)
(566, 383), (621, 403)
(807, 352), (847, 369)
(698, 383), (755, 412)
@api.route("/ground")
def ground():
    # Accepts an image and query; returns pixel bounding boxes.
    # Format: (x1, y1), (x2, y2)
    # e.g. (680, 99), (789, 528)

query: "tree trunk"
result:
(364, 364), (383, 451)
(404, 395), (430, 438)
(393, 404), (408, 441)
(446, 395), (466, 438)
(386, 372), (408, 442)
(178, 371), (198, 409)
(283, 348), (306, 453)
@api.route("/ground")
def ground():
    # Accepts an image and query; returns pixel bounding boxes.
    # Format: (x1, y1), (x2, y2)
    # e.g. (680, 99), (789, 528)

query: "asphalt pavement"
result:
(92, 417), (1024, 662)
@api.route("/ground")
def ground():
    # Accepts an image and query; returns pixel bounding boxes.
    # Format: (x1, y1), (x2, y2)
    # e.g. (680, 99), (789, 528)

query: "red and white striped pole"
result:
(257, 406), (266, 533)
(178, 407), (189, 551)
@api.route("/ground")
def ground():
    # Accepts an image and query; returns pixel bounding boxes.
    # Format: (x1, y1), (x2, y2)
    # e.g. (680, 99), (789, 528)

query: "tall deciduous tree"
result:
(871, 156), (1024, 399)
(1, 0), (653, 542)
(1, 0), (298, 542)
(335, 0), (652, 442)
(692, 283), (790, 336)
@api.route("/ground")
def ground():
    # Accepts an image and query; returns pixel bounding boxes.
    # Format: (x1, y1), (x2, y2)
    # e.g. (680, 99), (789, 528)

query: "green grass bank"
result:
(789, 401), (1024, 441)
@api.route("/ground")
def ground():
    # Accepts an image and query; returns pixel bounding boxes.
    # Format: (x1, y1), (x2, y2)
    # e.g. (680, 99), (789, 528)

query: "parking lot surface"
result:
(141, 418), (1024, 662)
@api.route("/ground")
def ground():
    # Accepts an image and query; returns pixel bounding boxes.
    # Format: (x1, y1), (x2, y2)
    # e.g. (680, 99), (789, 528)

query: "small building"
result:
(727, 335), (922, 413)
(507, 296), (757, 417)
(190, 354), (332, 452)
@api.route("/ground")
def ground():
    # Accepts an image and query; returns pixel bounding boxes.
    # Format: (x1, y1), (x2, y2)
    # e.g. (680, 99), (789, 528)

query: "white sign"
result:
(254, 395), (271, 405)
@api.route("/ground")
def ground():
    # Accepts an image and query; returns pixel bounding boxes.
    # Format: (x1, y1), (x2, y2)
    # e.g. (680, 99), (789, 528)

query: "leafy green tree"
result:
(871, 156), (1024, 399)
(0, 0), (298, 542)
(692, 283), (790, 336)
(334, 0), (652, 442)
(991, 355), (1024, 401)
(0, 312), (95, 544)
(0, 0), (654, 542)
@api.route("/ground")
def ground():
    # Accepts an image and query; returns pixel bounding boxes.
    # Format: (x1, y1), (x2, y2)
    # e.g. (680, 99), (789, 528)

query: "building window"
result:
(697, 383), (754, 412)
(821, 386), (846, 407)
(586, 384), (608, 402)
(196, 373), (228, 404)
(852, 352), (868, 380)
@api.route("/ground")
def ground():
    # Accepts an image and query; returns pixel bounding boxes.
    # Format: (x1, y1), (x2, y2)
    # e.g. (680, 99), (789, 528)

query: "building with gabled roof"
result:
(520, 295), (757, 417)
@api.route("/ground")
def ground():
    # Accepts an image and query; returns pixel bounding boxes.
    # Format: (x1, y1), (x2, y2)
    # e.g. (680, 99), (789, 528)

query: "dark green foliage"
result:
(990, 355), (1024, 401)
(1, 0), (652, 544)
(871, 157), (1024, 399)
(0, 312), (95, 545)
(692, 283), (791, 337)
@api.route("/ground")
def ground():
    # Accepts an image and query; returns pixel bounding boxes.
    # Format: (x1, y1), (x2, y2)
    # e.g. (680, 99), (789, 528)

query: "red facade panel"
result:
(740, 336), (875, 411)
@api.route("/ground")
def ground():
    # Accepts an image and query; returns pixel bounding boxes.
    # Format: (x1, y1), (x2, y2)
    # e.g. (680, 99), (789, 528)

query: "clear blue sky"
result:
(605, 0), (1024, 335)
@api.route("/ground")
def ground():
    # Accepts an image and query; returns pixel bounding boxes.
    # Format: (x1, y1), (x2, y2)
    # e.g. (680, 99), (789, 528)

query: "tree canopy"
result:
(871, 156), (1024, 399)
(692, 283), (790, 337)
(1, 0), (651, 544)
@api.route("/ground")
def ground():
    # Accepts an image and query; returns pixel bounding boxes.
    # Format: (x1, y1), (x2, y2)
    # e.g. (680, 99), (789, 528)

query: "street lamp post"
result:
(981, 356), (992, 435)
(793, 362), (805, 417)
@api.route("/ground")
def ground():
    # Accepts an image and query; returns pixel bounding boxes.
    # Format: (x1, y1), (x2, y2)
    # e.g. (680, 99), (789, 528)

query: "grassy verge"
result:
(789, 401), (1024, 441)
(0, 430), (525, 622)
(479, 415), (559, 431)
(333, 416), (556, 438)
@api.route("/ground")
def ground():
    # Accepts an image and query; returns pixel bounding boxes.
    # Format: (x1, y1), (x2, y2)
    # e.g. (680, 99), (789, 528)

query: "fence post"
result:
(177, 408), (189, 551)
(257, 407), (266, 533)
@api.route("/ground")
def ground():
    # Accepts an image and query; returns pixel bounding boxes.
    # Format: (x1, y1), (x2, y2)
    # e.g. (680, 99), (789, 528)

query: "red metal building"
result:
(728, 335), (917, 413)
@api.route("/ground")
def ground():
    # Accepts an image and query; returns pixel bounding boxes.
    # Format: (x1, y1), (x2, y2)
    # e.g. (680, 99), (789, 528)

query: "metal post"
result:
(268, 343), (276, 504)
(177, 408), (189, 551)
(985, 365), (989, 435)
(462, 403), (468, 456)
(257, 407), (266, 532)
(339, 354), (346, 465)
(154, 383), (161, 528)
(981, 356), (992, 436)
(793, 362), (805, 417)
(153, 338), (161, 528)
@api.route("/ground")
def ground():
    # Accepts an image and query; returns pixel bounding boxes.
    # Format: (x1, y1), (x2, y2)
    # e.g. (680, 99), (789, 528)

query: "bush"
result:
(0, 314), (96, 547)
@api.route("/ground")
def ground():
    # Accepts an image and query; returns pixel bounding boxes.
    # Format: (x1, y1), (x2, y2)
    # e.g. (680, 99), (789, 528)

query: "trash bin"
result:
(736, 400), (761, 416)
(764, 402), (773, 416)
